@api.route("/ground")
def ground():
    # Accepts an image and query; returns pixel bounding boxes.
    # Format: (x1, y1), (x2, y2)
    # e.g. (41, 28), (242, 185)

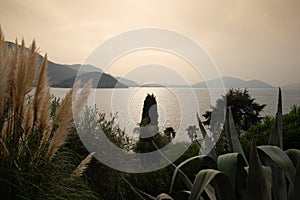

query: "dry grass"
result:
(0, 138), (9, 158)
(71, 152), (95, 178)
(46, 80), (92, 161)
(0, 27), (96, 199)
(0, 27), (92, 161)
(0, 28), (9, 116)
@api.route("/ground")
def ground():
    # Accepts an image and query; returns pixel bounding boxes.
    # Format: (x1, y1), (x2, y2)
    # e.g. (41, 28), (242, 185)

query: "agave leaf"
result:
(188, 169), (234, 200)
(268, 87), (283, 149)
(218, 153), (247, 200)
(149, 140), (193, 195)
(285, 149), (300, 200)
(196, 113), (217, 160)
(258, 146), (296, 184)
(169, 155), (216, 194)
(258, 145), (296, 200)
(197, 113), (207, 138)
(155, 193), (174, 200)
(225, 108), (248, 164)
(247, 138), (272, 200)
(169, 160), (193, 194)
(245, 165), (273, 191)
(285, 149), (300, 168)
(291, 164), (300, 200)
(203, 185), (217, 200)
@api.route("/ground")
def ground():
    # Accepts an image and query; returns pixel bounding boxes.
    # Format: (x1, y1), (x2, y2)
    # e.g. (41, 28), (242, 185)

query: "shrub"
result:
(242, 105), (300, 158)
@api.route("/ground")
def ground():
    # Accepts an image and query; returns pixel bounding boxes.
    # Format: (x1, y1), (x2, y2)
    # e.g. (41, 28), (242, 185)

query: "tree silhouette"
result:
(186, 125), (199, 142)
(140, 93), (158, 127)
(203, 88), (266, 130)
(164, 127), (176, 142)
(134, 94), (172, 155)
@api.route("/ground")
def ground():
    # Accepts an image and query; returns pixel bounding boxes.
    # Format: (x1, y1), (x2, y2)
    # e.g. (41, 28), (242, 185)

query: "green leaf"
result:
(169, 155), (216, 194)
(188, 169), (234, 200)
(169, 157), (196, 194)
(292, 164), (300, 200)
(258, 145), (296, 184)
(285, 149), (300, 200)
(155, 193), (174, 200)
(247, 138), (272, 200)
(197, 113), (207, 138)
(218, 153), (247, 200)
(285, 149), (300, 168)
(196, 113), (217, 160)
(204, 185), (217, 200)
(258, 145), (296, 200)
(268, 87), (283, 149)
(245, 165), (273, 192)
(225, 108), (248, 164)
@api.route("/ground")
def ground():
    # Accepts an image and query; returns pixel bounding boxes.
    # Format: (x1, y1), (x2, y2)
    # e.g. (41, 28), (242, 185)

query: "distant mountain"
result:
(6, 41), (126, 88)
(116, 77), (139, 87)
(6, 41), (77, 85)
(282, 82), (300, 89)
(5, 41), (276, 89)
(193, 76), (273, 88)
(140, 83), (166, 87)
(65, 64), (103, 74)
(52, 72), (128, 88)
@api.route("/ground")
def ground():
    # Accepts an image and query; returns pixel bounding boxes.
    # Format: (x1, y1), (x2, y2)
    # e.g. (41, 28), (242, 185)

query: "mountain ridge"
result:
(193, 76), (274, 88)
(5, 41), (125, 88)
(52, 72), (128, 88)
(5, 41), (277, 89)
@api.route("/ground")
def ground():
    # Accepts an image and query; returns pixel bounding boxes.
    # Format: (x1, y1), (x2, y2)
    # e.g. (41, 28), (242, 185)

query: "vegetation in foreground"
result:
(0, 29), (97, 199)
(129, 88), (300, 200)
(1, 28), (300, 200)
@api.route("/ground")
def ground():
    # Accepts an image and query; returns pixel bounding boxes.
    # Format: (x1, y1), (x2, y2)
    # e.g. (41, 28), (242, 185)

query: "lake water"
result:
(51, 87), (300, 141)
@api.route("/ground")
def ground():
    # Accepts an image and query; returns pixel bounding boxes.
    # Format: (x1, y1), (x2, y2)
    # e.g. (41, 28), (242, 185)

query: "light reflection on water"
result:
(50, 87), (300, 141)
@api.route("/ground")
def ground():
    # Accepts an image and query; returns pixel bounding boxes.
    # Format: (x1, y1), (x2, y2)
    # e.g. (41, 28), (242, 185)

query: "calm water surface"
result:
(51, 87), (300, 141)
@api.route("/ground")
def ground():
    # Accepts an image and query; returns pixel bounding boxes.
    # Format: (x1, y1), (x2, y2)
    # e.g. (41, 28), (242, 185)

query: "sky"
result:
(0, 0), (299, 86)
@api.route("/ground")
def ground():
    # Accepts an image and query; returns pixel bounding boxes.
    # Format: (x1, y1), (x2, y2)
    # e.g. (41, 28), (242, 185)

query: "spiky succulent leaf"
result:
(247, 138), (272, 200)
(268, 87), (283, 148)
(291, 164), (300, 200)
(218, 153), (247, 200)
(258, 145), (296, 200)
(169, 155), (216, 194)
(225, 108), (248, 164)
(188, 169), (234, 200)
(258, 146), (296, 185)
(285, 149), (300, 168)
(196, 113), (217, 160)
(285, 149), (300, 200)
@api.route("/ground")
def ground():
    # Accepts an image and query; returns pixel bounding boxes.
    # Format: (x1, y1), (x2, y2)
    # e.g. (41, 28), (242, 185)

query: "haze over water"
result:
(51, 87), (300, 141)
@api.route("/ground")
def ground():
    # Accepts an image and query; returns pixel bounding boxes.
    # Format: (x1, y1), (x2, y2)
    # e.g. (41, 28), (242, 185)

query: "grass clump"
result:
(0, 28), (98, 199)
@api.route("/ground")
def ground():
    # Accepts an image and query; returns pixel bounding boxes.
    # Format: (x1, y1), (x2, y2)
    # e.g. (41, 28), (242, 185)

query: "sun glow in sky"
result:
(0, 0), (300, 85)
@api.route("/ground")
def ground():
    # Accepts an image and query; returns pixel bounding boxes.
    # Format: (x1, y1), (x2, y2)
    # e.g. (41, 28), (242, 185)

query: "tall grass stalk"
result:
(0, 27), (97, 199)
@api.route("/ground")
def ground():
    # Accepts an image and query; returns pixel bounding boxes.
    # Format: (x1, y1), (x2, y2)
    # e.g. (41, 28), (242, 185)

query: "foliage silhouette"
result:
(135, 94), (172, 154)
(203, 88), (266, 130)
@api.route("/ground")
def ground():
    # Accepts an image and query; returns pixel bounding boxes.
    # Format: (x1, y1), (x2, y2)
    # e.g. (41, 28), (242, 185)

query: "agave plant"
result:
(129, 88), (300, 200)
(0, 28), (96, 199)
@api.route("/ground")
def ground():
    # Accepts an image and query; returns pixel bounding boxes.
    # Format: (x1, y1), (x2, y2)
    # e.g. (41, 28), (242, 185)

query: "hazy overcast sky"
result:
(0, 0), (299, 86)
